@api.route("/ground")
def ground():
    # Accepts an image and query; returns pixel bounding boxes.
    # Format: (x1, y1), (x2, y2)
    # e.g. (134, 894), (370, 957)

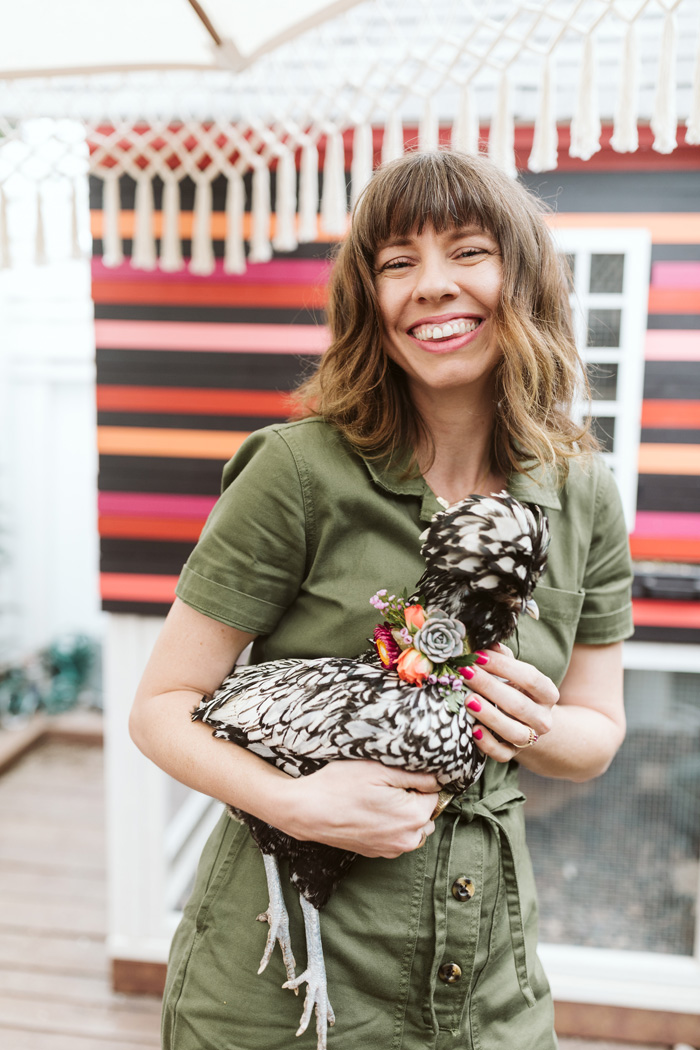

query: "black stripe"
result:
(102, 599), (173, 617)
(101, 538), (194, 575)
(636, 474), (700, 513)
(640, 428), (700, 444)
(643, 362), (700, 399)
(99, 455), (226, 494)
(92, 238), (336, 261)
(520, 171), (700, 213)
(94, 303), (325, 325)
(647, 315), (700, 330)
(651, 245), (700, 262)
(630, 625), (700, 644)
(96, 349), (318, 389)
(97, 412), (288, 431)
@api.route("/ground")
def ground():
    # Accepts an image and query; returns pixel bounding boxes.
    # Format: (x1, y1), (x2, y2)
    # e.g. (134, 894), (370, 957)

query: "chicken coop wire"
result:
(521, 668), (700, 957)
(0, 0), (699, 271)
(0, 634), (102, 727)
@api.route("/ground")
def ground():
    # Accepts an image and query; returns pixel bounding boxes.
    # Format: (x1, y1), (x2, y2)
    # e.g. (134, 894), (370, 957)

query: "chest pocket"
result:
(514, 584), (585, 687)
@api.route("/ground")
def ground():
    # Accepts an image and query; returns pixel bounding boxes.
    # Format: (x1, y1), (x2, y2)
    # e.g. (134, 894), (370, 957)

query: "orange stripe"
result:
(97, 426), (250, 459)
(633, 598), (700, 628)
(91, 280), (328, 308)
(648, 288), (700, 314)
(96, 386), (293, 416)
(100, 573), (179, 602)
(641, 401), (700, 428)
(630, 537), (700, 562)
(638, 444), (700, 475)
(90, 211), (342, 242)
(545, 213), (700, 244)
(99, 516), (205, 541)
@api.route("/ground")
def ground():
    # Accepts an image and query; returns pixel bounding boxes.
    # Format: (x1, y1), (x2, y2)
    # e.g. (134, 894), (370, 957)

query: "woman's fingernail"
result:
(473, 728), (483, 740)
(476, 651), (489, 665)
(467, 699), (482, 712)
(459, 666), (475, 680)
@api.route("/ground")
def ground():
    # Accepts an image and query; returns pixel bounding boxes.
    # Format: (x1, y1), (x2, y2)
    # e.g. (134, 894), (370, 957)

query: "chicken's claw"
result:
(257, 853), (297, 985)
(283, 893), (335, 1050)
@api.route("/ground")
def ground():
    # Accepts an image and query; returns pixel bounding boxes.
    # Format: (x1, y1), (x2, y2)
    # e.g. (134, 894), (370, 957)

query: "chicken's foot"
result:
(256, 853), (297, 985)
(283, 893), (335, 1050)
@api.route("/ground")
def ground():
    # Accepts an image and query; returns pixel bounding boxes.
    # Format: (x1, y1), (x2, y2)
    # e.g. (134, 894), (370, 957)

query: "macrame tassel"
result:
(190, 179), (215, 275)
(381, 112), (404, 164)
(224, 169), (246, 275)
(272, 148), (298, 253)
(611, 21), (639, 153)
(0, 185), (10, 269)
(686, 17), (700, 144)
(321, 129), (347, 236)
(132, 176), (157, 270)
(250, 162), (272, 263)
(350, 122), (373, 210)
(569, 33), (601, 161)
(419, 97), (439, 151)
(35, 188), (47, 265)
(488, 74), (516, 178)
(298, 139), (319, 243)
(451, 84), (479, 154)
(160, 177), (183, 272)
(528, 55), (558, 172)
(69, 180), (82, 259)
(651, 11), (677, 154)
(102, 174), (124, 268)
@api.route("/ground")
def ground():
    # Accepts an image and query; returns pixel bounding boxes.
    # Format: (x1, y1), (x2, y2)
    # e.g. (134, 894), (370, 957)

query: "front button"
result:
(452, 875), (475, 901)
(438, 962), (462, 984)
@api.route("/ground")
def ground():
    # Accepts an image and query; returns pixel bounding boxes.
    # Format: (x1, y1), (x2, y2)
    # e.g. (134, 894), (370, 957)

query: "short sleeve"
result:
(176, 427), (309, 635)
(575, 461), (634, 645)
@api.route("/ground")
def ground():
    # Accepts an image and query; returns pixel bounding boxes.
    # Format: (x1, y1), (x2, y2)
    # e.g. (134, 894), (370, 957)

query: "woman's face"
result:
(374, 224), (504, 401)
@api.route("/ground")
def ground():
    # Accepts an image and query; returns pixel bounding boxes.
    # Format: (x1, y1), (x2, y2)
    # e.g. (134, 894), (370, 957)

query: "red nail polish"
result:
(459, 666), (475, 680)
(467, 699), (482, 712)
(473, 728), (483, 740)
(476, 651), (489, 665)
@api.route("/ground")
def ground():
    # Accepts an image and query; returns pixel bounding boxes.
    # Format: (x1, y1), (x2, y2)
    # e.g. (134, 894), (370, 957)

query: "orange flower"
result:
(396, 647), (433, 686)
(404, 605), (426, 630)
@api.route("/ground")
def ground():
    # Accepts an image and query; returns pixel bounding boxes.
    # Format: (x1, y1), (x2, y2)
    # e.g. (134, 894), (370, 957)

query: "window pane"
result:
(590, 253), (625, 293)
(586, 363), (618, 401)
(588, 414), (616, 452)
(587, 308), (622, 347)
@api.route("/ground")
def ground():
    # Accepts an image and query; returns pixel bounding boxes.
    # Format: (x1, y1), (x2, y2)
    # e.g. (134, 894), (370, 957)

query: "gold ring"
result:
(514, 727), (538, 749)
(418, 830), (427, 849)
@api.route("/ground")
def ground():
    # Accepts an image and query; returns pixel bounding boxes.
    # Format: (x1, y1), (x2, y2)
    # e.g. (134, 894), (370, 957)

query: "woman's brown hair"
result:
(294, 149), (596, 478)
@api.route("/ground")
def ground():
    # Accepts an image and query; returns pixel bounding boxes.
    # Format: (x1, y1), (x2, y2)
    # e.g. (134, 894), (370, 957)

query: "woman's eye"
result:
(457, 248), (488, 260)
(379, 258), (412, 272)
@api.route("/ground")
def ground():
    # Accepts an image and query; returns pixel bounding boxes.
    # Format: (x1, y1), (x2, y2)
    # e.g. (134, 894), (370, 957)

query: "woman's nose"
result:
(412, 259), (459, 302)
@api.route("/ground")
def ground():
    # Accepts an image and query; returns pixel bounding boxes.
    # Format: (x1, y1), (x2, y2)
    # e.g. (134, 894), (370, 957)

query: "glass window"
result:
(586, 363), (618, 401)
(590, 253), (625, 294)
(587, 308), (622, 348)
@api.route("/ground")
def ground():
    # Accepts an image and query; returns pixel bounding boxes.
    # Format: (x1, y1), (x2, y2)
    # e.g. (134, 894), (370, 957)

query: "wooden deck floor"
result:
(0, 725), (679, 1050)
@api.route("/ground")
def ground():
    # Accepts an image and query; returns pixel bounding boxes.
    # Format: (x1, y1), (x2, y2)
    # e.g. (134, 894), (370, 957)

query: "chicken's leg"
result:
(256, 853), (297, 984)
(283, 893), (335, 1050)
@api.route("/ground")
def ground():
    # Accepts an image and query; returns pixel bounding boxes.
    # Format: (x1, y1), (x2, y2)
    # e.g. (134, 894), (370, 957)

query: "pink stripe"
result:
(94, 320), (329, 353)
(651, 262), (700, 290)
(99, 492), (217, 519)
(91, 258), (331, 286)
(645, 330), (700, 361)
(633, 512), (700, 538)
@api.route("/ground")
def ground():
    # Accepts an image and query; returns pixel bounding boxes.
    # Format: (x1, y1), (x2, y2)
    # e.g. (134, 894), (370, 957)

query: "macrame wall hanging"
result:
(0, 0), (699, 273)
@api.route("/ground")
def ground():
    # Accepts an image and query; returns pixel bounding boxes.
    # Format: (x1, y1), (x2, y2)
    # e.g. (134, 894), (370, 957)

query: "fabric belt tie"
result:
(432, 784), (536, 1010)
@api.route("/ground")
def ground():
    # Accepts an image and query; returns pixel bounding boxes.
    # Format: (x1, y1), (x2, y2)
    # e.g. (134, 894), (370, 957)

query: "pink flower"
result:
(396, 647), (433, 686)
(404, 605), (426, 630)
(374, 624), (401, 669)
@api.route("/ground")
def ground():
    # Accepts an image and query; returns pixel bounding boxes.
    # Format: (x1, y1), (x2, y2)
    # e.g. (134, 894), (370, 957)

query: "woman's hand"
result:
(464, 643), (559, 762)
(282, 760), (440, 860)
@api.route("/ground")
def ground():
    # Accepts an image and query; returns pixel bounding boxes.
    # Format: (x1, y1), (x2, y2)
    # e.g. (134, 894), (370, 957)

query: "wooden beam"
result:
(554, 1001), (700, 1044)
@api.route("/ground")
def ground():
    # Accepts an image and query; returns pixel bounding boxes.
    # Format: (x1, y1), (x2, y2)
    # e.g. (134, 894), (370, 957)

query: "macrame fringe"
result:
(298, 139), (319, 243)
(419, 97), (439, 151)
(451, 84), (479, 154)
(132, 176), (156, 270)
(102, 174), (124, 268)
(687, 15), (700, 144)
(0, 186), (10, 269)
(250, 162), (272, 263)
(35, 188), (47, 265)
(351, 122), (373, 209)
(488, 74), (516, 177)
(190, 179), (215, 275)
(224, 168), (246, 275)
(528, 55), (558, 172)
(569, 33), (601, 161)
(321, 129), (347, 236)
(651, 11), (678, 154)
(272, 148), (298, 253)
(160, 178), (183, 272)
(382, 112), (404, 163)
(611, 21), (639, 153)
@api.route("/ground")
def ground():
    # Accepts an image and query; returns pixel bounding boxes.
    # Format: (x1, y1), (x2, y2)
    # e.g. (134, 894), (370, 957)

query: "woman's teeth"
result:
(412, 318), (481, 341)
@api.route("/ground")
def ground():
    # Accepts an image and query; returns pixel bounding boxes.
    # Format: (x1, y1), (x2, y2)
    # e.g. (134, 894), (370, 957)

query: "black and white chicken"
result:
(193, 491), (549, 1049)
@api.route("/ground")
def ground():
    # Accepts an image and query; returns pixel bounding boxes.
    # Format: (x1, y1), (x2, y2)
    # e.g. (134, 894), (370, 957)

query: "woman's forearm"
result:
(513, 702), (626, 782)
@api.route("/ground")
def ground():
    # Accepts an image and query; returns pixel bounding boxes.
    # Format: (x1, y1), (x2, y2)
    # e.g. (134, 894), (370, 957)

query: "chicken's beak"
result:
(523, 597), (540, 621)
